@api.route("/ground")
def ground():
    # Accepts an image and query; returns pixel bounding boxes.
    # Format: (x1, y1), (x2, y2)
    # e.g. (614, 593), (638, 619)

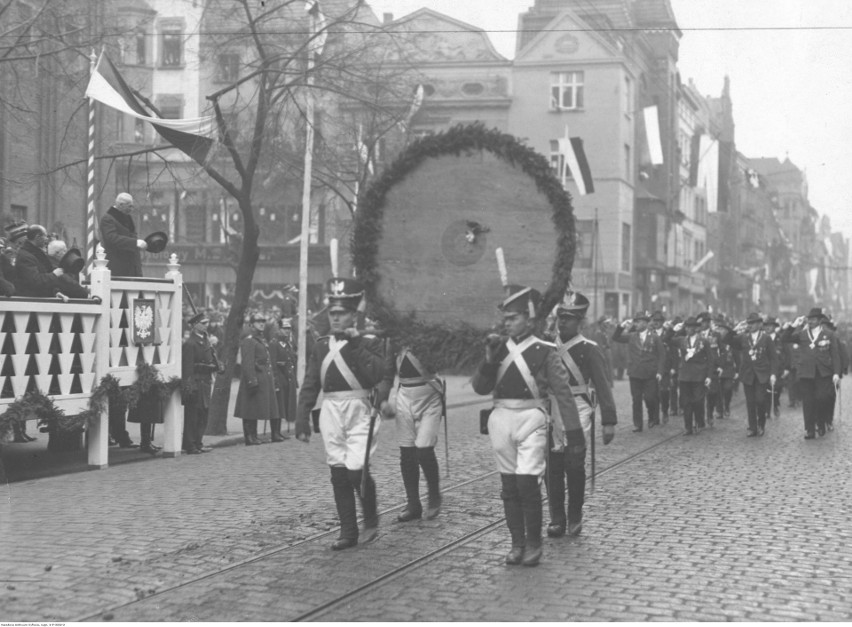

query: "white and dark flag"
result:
(558, 126), (594, 195)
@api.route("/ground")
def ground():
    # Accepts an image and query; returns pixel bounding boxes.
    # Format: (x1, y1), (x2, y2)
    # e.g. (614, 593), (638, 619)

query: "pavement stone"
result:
(2, 377), (852, 621)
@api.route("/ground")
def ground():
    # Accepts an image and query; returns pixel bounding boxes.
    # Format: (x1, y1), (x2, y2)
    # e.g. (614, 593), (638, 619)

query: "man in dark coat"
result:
(181, 312), (219, 454)
(0, 237), (14, 296)
(13, 225), (64, 297)
(100, 192), (146, 277)
(722, 312), (778, 437)
(268, 318), (297, 441)
(713, 318), (740, 418)
(780, 309), (841, 439)
(612, 311), (666, 432)
(46, 240), (89, 299)
(668, 317), (713, 435)
(236, 313), (279, 445)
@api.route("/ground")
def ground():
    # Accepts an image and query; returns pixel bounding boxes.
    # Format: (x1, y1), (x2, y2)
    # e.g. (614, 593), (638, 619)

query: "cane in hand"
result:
(441, 377), (450, 478)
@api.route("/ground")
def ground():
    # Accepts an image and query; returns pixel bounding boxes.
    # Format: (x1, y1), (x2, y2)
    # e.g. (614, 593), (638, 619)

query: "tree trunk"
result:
(206, 198), (261, 435)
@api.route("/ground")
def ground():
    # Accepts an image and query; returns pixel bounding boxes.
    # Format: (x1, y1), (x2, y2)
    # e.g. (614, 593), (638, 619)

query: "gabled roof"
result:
(748, 157), (803, 179)
(516, 7), (625, 61)
(634, 0), (682, 36)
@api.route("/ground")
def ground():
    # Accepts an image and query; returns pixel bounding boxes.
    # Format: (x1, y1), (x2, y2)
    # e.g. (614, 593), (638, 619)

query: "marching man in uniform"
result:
(472, 285), (582, 567)
(295, 278), (389, 550)
(546, 291), (616, 538)
(381, 343), (444, 523)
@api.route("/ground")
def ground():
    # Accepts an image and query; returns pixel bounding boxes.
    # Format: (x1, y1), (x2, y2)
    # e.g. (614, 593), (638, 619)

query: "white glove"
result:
(137, 239), (148, 250)
(769, 374), (777, 386)
(673, 322), (684, 332)
(793, 315), (806, 327)
(621, 319), (632, 329)
(343, 327), (360, 339)
(833, 374), (841, 386)
(52, 267), (64, 277)
(704, 377), (711, 388)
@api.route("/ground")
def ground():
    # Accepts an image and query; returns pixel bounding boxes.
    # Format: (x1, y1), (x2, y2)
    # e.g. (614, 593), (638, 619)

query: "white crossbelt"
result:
(556, 335), (589, 396)
(496, 335), (540, 400)
(321, 336), (362, 391)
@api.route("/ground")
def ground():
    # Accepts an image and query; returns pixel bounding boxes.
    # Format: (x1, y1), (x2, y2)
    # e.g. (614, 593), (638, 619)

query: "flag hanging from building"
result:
(85, 52), (217, 164)
(642, 105), (664, 166)
(558, 125), (594, 195)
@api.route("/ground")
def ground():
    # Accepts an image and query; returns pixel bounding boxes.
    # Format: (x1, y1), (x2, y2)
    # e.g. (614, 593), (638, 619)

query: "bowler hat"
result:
(144, 231), (168, 253)
(746, 312), (763, 324)
(59, 247), (85, 274)
(807, 307), (826, 320)
(651, 310), (665, 322)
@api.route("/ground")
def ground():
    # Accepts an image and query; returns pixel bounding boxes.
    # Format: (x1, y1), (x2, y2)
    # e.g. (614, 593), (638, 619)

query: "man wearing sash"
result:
(472, 285), (581, 567)
(381, 346), (444, 523)
(721, 312), (778, 437)
(780, 308), (841, 439)
(546, 291), (616, 538)
(295, 278), (388, 550)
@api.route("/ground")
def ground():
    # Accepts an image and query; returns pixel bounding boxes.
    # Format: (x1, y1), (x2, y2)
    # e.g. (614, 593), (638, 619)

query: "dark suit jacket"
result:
(723, 330), (779, 385)
(100, 207), (142, 277)
(0, 252), (14, 296)
(612, 326), (666, 380)
(14, 240), (61, 297)
(669, 335), (713, 382)
(780, 326), (840, 379)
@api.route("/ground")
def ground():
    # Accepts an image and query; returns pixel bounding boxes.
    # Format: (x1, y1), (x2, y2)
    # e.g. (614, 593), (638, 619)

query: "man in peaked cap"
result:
(612, 310), (666, 432)
(295, 277), (389, 550)
(545, 290), (616, 539)
(780, 308), (840, 439)
(181, 311), (219, 454)
(721, 312), (778, 437)
(472, 285), (582, 567)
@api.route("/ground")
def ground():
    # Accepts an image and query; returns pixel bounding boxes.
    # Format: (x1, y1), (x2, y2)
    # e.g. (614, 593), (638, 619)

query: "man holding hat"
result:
(472, 285), (582, 567)
(780, 309), (841, 438)
(546, 291), (616, 538)
(47, 240), (89, 299)
(722, 313), (778, 437)
(668, 317), (713, 434)
(696, 312), (722, 427)
(612, 310), (666, 432)
(295, 278), (389, 550)
(181, 312), (219, 454)
(100, 192), (147, 277)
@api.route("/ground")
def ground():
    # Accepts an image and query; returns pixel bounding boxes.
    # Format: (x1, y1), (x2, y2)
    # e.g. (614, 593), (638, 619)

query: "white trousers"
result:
(319, 397), (381, 470)
(395, 383), (443, 448)
(550, 395), (593, 451)
(487, 406), (547, 475)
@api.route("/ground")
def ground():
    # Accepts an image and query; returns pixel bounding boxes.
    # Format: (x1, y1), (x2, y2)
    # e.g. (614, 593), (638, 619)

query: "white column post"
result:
(87, 245), (111, 469)
(162, 253), (184, 457)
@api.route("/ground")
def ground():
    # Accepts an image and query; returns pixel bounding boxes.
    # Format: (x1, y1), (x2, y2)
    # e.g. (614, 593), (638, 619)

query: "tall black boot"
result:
(517, 475), (543, 566)
(545, 448), (566, 537)
(270, 419), (287, 442)
(397, 447), (422, 522)
(417, 447), (442, 519)
(330, 466), (358, 550)
(500, 474), (525, 565)
(565, 445), (587, 536)
(349, 469), (379, 544)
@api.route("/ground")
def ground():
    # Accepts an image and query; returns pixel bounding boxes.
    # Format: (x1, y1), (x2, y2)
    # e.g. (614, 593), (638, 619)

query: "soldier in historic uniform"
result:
(235, 313), (279, 445)
(612, 311), (666, 432)
(472, 285), (582, 567)
(713, 317), (739, 418)
(546, 291), (616, 538)
(650, 311), (672, 423)
(780, 309), (841, 439)
(668, 317), (713, 435)
(721, 312), (778, 437)
(295, 278), (388, 550)
(181, 312), (219, 454)
(380, 342), (444, 523)
(269, 318), (298, 440)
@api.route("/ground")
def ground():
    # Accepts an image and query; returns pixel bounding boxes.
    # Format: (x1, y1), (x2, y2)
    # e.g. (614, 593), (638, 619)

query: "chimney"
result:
(383, 12), (393, 24)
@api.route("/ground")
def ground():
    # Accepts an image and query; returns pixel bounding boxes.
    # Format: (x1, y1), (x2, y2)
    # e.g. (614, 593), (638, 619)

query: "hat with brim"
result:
(4, 221), (28, 242)
(188, 312), (209, 326)
(633, 311), (650, 322)
(145, 231), (168, 253)
(59, 247), (85, 274)
(763, 316), (780, 327)
(651, 310), (665, 322)
(684, 317), (700, 328)
(555, 290), (589, 319)
(746, 312), (763, 324)
(807, 307), (826, 320)
(249, 313), (266, 324)
(696, 312), (711, 323)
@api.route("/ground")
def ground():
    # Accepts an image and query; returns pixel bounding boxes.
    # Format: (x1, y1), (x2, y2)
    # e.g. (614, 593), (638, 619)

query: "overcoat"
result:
(100, 207), (143, 277)
(269, 337), (298, 422)
(182, 331), (218, 410)
(235, 332), (279, 421)
(14, 240), (61, 297)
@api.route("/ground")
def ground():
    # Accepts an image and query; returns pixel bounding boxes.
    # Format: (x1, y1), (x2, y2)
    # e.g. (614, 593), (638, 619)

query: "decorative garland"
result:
(351, 123), (576, 372)
(0, 390), (67, 439)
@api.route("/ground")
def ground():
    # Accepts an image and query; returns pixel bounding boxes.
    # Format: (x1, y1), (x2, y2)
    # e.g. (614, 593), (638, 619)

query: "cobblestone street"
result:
(2, 377), (852, 621)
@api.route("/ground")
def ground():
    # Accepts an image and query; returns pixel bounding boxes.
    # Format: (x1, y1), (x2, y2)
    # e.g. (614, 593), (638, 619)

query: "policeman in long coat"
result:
(472, 285), (581, 567)
(295, 278), (388, 551)
(780, 308), (841, 438)
(181, 312), (218, 454)
(235, 313), (279, 445)
(546, 291), (616, 539)
(722, 312), (778, 437)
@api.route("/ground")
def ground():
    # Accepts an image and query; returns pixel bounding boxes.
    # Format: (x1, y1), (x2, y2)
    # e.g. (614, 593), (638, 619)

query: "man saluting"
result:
(472, 285), (581, 567)
(295, 278), (388, 550)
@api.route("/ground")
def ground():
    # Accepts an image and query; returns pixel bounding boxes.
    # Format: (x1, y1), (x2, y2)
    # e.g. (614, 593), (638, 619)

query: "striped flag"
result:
(558, 125), (594, 195)
(85, 52), (217, 165)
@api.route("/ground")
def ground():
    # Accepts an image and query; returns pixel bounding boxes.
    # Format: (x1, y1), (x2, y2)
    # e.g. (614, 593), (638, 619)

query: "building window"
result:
(10, 204), (27, 223)
(156, 95), (183, 119)
(574, 219), (594, 269)
(217, 53), (240, 83)
(135, 28), (147, 65)
(161, 27), (183, 67)
(550, 71), (584, 110)
(621, 222), (631, 272)
(624, 76), (632, 117)
(624, 143), (631, 179)
(184, 204), (206, 243)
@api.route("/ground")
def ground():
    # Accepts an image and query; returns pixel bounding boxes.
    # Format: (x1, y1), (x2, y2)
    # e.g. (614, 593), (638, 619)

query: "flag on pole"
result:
(558, 125), (594, 195)
(306, 1), (328, 58)
(85, 52), (217, 164)
(642, 105), (664, 166)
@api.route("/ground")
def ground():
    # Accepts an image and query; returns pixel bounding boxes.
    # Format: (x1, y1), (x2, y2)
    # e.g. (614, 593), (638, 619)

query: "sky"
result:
(366, 0), (852, 239)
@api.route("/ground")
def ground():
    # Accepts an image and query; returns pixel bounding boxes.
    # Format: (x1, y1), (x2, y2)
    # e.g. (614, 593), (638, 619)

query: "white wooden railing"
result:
(0, 246), (183, 468)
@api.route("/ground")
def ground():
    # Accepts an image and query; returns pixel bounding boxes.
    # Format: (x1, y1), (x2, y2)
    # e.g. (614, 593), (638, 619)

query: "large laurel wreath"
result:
(351, 123), (576, 373)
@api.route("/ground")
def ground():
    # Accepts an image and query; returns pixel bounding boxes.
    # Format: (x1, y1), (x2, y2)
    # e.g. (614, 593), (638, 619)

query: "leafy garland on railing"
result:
(351, 123), (576, 372)
(0, 390), (67, 439)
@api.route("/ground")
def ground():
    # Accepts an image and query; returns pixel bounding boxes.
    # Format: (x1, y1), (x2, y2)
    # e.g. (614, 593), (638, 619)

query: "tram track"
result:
(78, 392), (749, 622)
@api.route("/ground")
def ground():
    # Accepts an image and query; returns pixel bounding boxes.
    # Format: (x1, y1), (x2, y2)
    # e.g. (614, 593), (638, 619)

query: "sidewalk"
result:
(0, 375), (483, 483)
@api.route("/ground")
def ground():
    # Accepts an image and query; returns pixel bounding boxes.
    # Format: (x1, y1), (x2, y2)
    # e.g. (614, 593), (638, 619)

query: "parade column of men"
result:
(612, 311), (666, 432)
